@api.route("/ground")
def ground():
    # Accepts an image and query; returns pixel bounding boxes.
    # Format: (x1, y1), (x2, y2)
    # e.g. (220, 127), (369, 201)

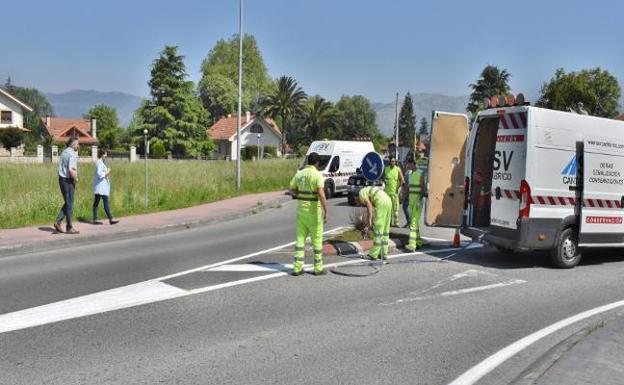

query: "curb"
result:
(0, 195), (292, 259)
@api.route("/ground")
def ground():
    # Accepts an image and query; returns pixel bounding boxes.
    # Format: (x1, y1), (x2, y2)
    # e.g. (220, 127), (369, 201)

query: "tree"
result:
(398, 93), (416, 150)
(301, 95), (337, 140)
(537, 68), (621, 118)
(467, 65), (512, 113)
(0, 127), (25, 150)
(418, 117), (428, 138)
(84, 104), (122, 149)
(200, 34), (273, 115)
(139, 46), (212, 157)
(334, 95), (380, 141)
(198, 74), (237, 124)
(259, 76), (307, 156)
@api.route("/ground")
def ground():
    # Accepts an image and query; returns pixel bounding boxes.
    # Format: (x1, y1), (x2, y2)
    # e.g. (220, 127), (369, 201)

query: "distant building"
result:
(41, 116), (98, 145)
(0, 88), (33, 156)
(616, 114), (624, 121)
(207, 112), (282, 160)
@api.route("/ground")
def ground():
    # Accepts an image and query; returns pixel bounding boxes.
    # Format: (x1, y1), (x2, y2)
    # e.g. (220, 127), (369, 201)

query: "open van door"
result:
(578, 136), (624, 246)
(425, 111), (469, 227)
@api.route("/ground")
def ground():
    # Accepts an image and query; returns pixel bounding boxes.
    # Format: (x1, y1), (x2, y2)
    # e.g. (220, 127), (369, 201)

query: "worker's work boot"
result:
(292, 269), (304, 276)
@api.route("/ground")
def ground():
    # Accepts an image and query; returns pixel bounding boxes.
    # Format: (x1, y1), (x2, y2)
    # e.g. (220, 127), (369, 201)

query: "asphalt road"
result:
(2, 196), (624, 385)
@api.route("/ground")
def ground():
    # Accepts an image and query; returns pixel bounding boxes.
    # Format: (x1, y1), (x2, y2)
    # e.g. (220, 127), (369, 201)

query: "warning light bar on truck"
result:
(482, 93), (529, 109)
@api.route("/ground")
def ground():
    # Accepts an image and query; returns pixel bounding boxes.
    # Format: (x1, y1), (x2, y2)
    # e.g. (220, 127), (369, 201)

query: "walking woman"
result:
(92, 149), (119, 225)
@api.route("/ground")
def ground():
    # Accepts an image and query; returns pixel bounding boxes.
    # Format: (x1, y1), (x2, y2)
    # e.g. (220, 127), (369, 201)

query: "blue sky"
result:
(2, 0), (622, 103)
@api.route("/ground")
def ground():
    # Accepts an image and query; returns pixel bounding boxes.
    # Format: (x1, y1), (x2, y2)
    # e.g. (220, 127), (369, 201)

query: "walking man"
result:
(405, 158), (425, 251)
(54, 137), (80, 234)
(288, 152), (329, 276)
(357, 186), (392, 261)
(383, 155), (404, 227)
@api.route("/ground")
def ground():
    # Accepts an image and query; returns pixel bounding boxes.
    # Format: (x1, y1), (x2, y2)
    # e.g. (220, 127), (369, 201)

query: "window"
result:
(329, 156), (340, 173)
(250, 124), (264, 134)
(0, 110), (12, 124)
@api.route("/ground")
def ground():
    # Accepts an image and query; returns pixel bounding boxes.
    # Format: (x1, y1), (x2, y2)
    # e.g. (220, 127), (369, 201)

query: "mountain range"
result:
(44, 90), (622, 131)
(44, 90), (144, 127)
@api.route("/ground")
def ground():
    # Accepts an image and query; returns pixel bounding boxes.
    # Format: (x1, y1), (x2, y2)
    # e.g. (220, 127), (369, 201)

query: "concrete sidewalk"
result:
(533, 313), (624, 385)
(0, 190), (291, 258)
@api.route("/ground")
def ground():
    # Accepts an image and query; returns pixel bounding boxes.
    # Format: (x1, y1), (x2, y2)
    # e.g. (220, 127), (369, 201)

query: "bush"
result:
(0, 127), (24, 150)
(152, 141), (166, 159)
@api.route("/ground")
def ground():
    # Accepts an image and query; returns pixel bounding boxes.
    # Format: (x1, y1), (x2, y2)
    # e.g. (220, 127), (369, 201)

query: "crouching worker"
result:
(356, 186), (392, 261)
(405, 158), (425, 251)
(288, 152), (329, 276)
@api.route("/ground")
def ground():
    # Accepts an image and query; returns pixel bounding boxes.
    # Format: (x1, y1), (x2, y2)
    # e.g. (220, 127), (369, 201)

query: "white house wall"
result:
(229, 120), (282, 160)
(0, 95), (25, 129)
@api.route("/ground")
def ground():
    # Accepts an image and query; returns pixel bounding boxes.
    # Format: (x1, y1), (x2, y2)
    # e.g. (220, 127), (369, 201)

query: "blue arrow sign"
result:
(361, 152), (384, 181)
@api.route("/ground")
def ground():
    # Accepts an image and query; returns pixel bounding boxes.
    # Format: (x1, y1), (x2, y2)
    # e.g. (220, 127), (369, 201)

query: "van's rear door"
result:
(579, 136), (624, 246)
(425, 111), (469, 227)
(490, 109), (528, 229)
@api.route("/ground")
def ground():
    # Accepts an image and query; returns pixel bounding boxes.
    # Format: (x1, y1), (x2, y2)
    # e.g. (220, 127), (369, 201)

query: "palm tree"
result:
(467, 65), (512, 113)
(302, 95), (337, 140)
(259, 76), (307, 156)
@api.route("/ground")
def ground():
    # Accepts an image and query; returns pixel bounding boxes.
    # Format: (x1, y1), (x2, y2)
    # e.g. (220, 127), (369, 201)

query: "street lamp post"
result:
(235, 0), (244, 189)
(143, 129), (148, 207)
(257, 133), (261, 161)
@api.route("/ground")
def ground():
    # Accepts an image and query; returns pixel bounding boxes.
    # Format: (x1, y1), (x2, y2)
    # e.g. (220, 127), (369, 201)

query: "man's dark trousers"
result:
(56, 177), (75, 229)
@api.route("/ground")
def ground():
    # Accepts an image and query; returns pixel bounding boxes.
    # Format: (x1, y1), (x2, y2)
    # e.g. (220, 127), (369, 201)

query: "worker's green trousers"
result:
(406, 195), (423, 251)
(369, 194), (392, 260)
(386, 192), (399, 227)
(293, 210), (324, 274)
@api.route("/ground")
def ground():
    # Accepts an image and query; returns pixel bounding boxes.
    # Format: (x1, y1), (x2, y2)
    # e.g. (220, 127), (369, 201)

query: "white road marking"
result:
(208, 263), (292, 272)
(156, 226), (347, 280)
(447, 299), (624, 385)
(391, 280), (526, 304)
(0, 233), (476, 334)
(0, 281), (188, 334)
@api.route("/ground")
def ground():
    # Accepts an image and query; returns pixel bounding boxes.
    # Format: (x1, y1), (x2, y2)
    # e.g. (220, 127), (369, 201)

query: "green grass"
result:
(0, 159), (300, 229)
(331, 228), (367, 242)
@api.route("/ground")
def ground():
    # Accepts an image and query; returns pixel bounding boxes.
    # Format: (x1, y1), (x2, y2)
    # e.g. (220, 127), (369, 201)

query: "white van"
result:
(304, 140), (375, 198)
(426, 102), (624, 268)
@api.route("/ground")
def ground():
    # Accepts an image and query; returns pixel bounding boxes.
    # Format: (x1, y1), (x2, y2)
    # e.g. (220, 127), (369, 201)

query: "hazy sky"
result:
(2, 0), (622, 103)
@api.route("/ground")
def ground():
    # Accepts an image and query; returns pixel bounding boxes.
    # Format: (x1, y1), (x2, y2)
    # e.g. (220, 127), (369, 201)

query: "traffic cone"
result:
(452, 229), (461, 248)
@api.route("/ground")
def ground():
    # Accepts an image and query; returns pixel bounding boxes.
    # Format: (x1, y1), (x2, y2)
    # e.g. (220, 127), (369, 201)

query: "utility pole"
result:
(394, 92), (399, 159)
(235, 0), (243, 189)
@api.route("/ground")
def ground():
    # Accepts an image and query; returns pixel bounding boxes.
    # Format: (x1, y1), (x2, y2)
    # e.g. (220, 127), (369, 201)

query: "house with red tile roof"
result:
(207, 112), (282, 160)
(41, 116), (98, 145)
(616, 114), (624, 121)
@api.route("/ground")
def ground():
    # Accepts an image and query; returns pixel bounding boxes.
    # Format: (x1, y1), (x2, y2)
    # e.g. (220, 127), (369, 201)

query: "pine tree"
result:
(140, 46), (212, 157)
(418, 117), (428, 139)
(398, 93), (416, 150)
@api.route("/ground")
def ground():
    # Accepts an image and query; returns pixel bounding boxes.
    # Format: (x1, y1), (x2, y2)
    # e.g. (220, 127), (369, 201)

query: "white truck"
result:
(426, 98), (624, 268)
(304, 140), (375, 198)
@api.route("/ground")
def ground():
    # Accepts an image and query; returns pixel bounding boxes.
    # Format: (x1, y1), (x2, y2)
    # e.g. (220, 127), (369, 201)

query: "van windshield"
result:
(301, 155), (332, 171)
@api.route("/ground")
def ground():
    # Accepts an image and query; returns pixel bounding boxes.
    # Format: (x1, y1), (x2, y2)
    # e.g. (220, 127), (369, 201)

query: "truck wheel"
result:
(551, 227), (582, 268)
(347, 192), (355, 206)
(324, 181), (334, 199)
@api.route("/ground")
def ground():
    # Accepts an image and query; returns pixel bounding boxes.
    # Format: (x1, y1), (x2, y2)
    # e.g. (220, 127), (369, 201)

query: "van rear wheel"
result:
(551, 227), (581, 268)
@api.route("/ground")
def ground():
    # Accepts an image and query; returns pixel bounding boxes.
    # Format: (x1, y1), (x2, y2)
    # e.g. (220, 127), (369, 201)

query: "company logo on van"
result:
(561, 156), (578, 185)
(561, 156), (577, 175)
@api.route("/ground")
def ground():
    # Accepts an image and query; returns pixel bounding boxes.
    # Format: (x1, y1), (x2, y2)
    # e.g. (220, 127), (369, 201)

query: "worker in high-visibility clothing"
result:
(405, 158), (425, 251)
(288, 152), (329, 276)
(383, 155), (404, 227)
(357, 186), (392, 260)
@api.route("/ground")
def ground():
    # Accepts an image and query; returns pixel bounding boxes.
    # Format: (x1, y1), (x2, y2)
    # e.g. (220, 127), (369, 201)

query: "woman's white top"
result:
(92, 159), (111, 196)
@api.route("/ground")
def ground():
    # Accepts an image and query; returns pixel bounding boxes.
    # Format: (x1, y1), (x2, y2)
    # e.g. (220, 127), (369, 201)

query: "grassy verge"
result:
(0, 159), (299, 229)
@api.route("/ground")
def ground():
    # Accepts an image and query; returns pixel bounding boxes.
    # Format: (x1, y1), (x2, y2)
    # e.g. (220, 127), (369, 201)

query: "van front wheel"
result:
(324, 181), (334, 199)
(551, 227), (581, 268)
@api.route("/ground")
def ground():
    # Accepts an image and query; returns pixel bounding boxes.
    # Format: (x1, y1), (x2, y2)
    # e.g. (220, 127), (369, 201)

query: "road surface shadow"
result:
(37, 226), (57, 233)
